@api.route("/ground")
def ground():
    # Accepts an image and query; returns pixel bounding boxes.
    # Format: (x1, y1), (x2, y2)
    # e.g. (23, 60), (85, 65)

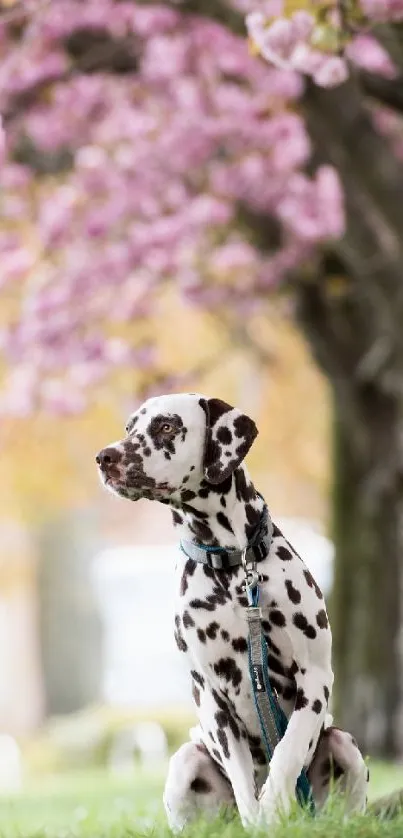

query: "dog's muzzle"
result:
(96, 446), (122, 483)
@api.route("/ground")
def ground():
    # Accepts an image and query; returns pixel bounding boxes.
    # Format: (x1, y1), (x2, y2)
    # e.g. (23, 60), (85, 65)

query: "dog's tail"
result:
(367, 788), (403, 820)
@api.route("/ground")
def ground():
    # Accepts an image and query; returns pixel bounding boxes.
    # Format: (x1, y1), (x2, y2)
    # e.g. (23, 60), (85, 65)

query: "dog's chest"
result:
(173, 554), (297, 724)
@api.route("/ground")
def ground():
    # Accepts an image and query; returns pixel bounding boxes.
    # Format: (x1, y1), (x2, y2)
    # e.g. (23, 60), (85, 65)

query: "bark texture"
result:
(296, 76), (403, 756)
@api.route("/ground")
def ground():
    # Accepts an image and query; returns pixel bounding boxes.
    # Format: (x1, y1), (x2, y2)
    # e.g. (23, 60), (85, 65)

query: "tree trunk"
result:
(331, 386), (403, 757)
(293, 74), (403, 757)
(295, 253), (403, 756)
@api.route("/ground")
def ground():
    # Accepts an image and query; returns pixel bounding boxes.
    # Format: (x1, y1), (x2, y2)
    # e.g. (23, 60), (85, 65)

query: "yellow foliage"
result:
(0, 289), (330, 527)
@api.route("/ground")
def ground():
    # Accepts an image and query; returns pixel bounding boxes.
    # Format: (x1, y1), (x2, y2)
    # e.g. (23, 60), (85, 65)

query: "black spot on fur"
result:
(316, 609), (329, 629)
(333, 761), (345, 780)
(288, 660), (299, 677)
(197, 628), (206, 643)
(277, 545), (293, 561)
(190, 598), (216, 612)
(216, 511), (234, 534)
(212, 747), (222, 764)
(172, 510), (183, 526)
(312, 699), (323, 714)
(217, 728), (230, 759)
(191, 670), (205, 689)
(321, 757), (331, 777)
(200, 475), (233, 497)
(293, 612), (317, 639)
(221, 630), (230, 642)
(183, 610), (195, 629)
(181, 489), (197, 502)
(180, 559), (196, 596)
(217, 426), (232, 445)
(174, 615), (187, 652)
(232, 637), (248, 653)
(215, 710), (228, 728)
(206, 621), (220, 640)
(244, 503), (261, 540)
(250, 745), (267, 765)
(192, 683), (201, 706)
(267, 654), (285, 676)
(213, 658), (243, 689)
(324, 686), (330, 701)
(190, 520), (215, 543)
(270, 609), (286, 627)
(190, 777), (212, 793)
(212, 689), (240, 739)
(234, 469), (256, 502)
(303, 568), (323, 599)
(283, 685), (296, 702)
(183, 505), (209, 519)
(233, 414), (256, 440)
(295, 688), (309, 710)
(285, 579), (301, 604)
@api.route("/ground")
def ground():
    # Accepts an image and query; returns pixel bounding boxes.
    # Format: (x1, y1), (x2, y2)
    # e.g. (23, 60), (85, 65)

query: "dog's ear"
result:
(199, 397), (258, 485)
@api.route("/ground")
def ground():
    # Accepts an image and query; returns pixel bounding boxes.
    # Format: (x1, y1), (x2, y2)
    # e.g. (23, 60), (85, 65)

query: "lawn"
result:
(0, 762), (403, 837)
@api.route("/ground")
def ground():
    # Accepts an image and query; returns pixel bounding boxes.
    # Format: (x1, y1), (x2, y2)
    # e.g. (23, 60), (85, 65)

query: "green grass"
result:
(0, 762), (403, 837)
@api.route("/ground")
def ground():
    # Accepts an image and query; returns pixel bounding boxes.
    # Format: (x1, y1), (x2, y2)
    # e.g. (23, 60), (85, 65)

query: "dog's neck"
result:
(169, 465), (265, 550)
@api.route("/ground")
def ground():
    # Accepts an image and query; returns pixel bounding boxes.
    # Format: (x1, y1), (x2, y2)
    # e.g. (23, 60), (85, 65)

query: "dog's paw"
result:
(258, 777), (292, 826)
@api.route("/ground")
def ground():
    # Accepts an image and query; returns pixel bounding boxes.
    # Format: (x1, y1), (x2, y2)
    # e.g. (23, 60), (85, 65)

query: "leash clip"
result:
(241, 548), (259, 593)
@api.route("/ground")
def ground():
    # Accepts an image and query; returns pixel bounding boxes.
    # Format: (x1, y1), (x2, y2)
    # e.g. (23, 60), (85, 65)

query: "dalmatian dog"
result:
(96, 393), (369, 829)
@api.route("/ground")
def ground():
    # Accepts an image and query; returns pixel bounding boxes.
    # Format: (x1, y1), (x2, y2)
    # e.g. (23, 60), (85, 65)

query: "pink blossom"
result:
(313, 56), (349, 88)
(259, 19), (300, 64)
(291, 11), (315, 40)
(360, 0), (403, 19)
(316, 166), (345, 238)
(0, 0), (367, 412)
(347, 34), (397, 77)
(40, 378), (86, 415)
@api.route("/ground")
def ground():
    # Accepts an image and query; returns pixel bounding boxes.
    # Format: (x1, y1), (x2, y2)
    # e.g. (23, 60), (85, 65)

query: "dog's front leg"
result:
(259, 664), (333, 824)
(198, 688), (259, 828)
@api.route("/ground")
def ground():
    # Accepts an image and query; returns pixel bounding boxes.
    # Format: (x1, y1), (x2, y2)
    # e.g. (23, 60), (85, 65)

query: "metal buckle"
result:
(241, 549), (259, 592)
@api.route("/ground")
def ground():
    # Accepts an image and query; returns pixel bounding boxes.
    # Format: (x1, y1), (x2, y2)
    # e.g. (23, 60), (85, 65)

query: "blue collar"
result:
(180, 503), (273, 571)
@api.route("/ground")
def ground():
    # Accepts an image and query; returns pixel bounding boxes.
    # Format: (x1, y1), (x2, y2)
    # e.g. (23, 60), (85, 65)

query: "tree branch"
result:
(138, 0), (244, 35)
(3, 0), (244, 126)
(302, 77), (403, 347)
(359, 70), (403, 113)
(373, 22), (403, 75)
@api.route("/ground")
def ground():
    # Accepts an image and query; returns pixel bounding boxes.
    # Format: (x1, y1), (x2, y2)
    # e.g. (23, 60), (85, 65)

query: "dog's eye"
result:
(161, 422), (173, 433)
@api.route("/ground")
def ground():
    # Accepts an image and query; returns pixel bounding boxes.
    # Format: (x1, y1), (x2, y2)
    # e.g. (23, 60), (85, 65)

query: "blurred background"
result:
(1, 0), (403, 827)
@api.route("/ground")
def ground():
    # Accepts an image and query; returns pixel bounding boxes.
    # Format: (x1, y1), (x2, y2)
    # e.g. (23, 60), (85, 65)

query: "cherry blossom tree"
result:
(1, 0), (403, 754)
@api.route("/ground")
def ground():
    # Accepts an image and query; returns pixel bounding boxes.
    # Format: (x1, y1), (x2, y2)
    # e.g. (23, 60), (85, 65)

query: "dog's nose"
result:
(96, 447), (121, 470)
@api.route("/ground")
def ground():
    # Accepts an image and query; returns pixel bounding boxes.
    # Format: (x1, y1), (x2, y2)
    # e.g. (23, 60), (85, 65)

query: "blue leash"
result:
(243, 559), (315, 814)
(180, 502), (314, 814)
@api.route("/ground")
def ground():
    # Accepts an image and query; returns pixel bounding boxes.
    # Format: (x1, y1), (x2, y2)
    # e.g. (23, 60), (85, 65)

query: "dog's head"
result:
(96, 393), (258, 503)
